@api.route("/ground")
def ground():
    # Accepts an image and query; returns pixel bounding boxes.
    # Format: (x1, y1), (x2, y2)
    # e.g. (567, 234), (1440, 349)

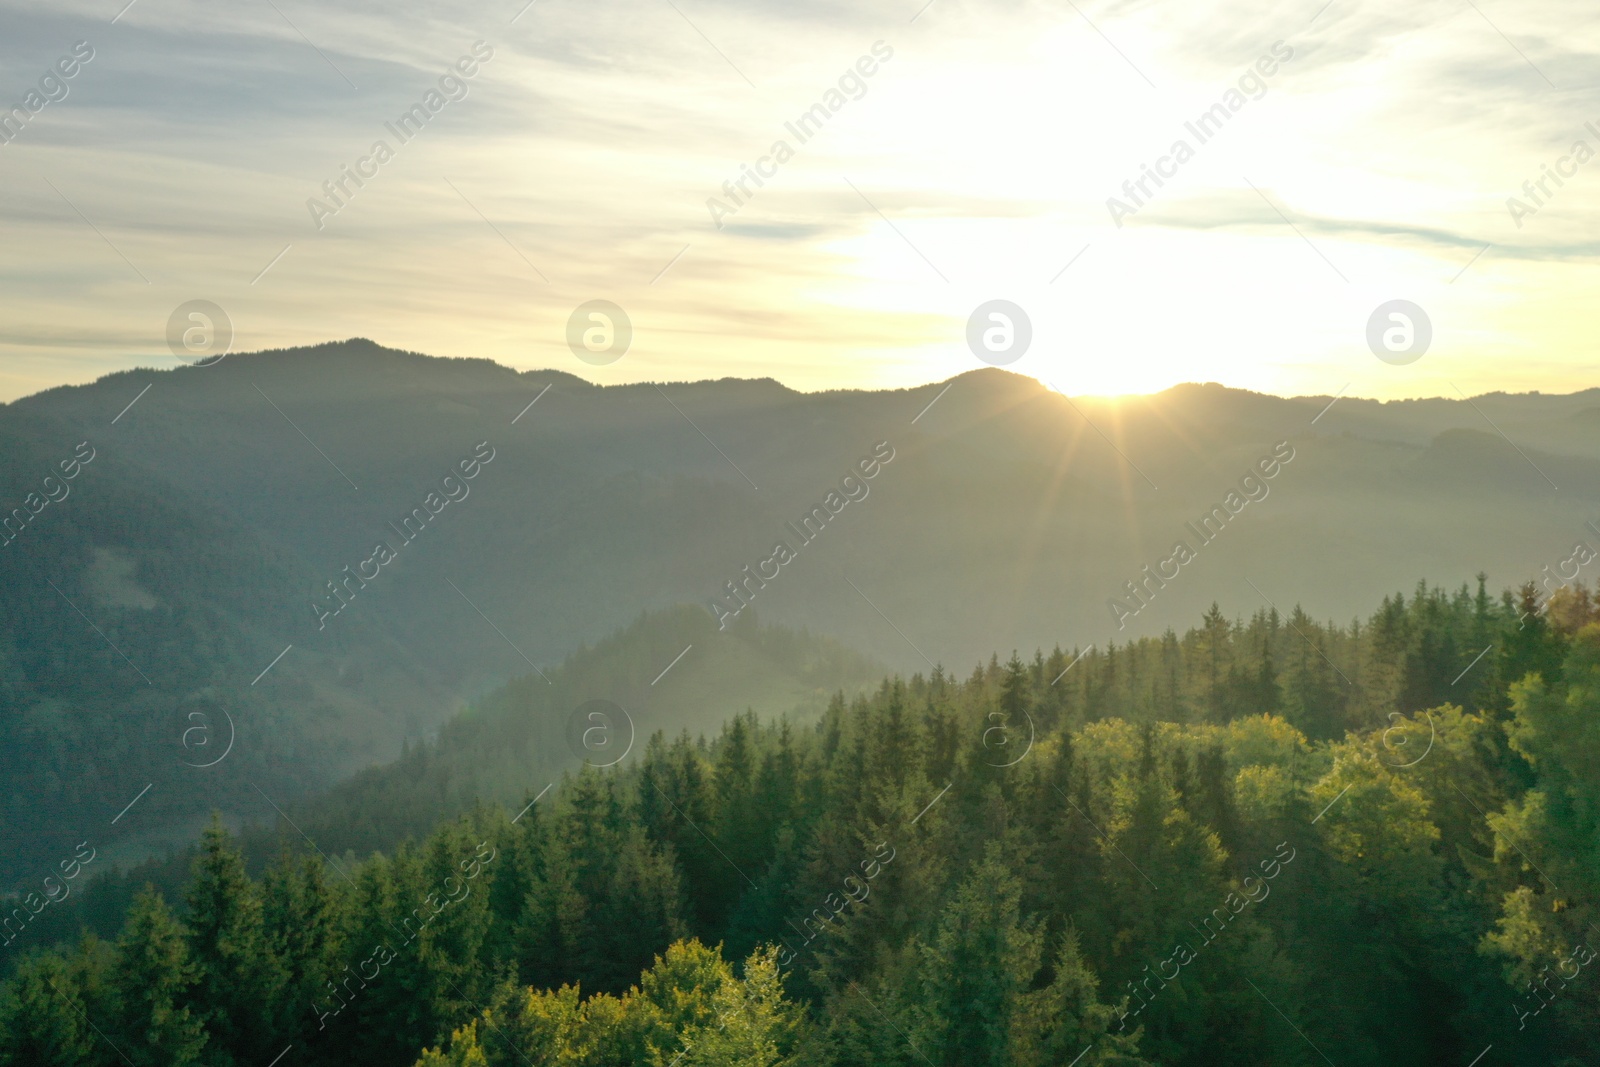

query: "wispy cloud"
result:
(0, 0), (1597, 401)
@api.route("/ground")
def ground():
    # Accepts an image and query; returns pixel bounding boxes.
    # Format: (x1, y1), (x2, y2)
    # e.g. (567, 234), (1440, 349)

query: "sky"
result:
(0, 0), (1596, 404)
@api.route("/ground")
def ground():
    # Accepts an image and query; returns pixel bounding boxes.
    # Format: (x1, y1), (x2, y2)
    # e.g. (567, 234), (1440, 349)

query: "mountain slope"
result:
(18, 604), (883, 949)
(0, 411), (463, 883)
(4, 341), (1598, 880)
(292, 602), (884, 856)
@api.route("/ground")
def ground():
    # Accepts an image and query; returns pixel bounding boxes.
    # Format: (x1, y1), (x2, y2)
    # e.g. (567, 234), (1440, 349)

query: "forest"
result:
(10, 348), (1600, 887)
(4, 574), (1599, 1067)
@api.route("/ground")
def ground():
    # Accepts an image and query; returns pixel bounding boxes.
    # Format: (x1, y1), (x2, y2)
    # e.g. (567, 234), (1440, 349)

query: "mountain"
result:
(288, 602), (884, 857)
(0, 407), (455, 885)
(16, 603), (883, 952)
(3, 340), (1596, 881)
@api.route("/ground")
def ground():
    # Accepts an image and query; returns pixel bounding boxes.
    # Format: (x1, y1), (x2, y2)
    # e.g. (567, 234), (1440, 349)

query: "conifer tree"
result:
(184, 817), (287, 1063)
(1014, 931), (1150, 1067)
(1284, 606), (1344, 740)
(0, 951), (100, 1067)
(260, 848), (343, 1063)
(112, 888), (206, 1067)
(906, 849), (1042, 1067)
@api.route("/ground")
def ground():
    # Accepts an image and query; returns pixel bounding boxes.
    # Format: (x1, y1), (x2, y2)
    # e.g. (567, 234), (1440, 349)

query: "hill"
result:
(0, 409), (455, 884)
(13, 604), (884, 949)
(4, 340), (1598, 878)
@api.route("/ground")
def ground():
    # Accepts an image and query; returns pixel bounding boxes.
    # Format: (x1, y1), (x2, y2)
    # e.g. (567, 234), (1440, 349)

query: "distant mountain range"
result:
(2, 339), (1595, 882)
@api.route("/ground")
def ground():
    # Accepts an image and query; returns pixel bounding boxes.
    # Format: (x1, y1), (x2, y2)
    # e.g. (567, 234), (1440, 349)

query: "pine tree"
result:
(641, 734), (724, 931)
(411, 822), (498, 1036)
(1284, 606), (1344, 741)
(865, 681), (924, 800)
(587, 826), (688, 992)
(999, 654), (1029, 730)
(1014, 931), (1150, 1067)
(907, 849), (1043, 1067)
(515, 812), (589, 993)
(0, 951), (100, 1067)
(112, 888), (207, 1067)
(714, 711), (762, 873)
(1254, 637), (1281, 718)
(184, 817), (287, 1064)
(332, 848), (422, 1066)
(1498, 583), (1568, 713)
(1190, 745), (1242, 861)
(754, 719), (805, 846)
(261, 847), (343, 1054)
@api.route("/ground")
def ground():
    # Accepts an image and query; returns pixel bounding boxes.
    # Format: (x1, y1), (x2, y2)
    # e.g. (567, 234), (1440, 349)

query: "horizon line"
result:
(6, 337), (1598, 409)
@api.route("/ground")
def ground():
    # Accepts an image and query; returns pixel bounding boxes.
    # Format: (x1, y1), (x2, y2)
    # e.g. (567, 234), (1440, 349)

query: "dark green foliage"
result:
(112, 888), (206, 1067)
(184, 818), (289, 1064)
(0, 949), (101, 1067)
(9, 580), (1600, 1065)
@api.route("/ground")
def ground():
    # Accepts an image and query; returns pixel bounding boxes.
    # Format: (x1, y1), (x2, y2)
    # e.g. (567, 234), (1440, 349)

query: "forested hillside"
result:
(14, 344), (1600, 690)
(7, 576), (1599, 1066)
(289, 604), (883, 858)
(8, 343), (1600, 872)
(0, 411), (452, 884)
(10, 605), (882, 953)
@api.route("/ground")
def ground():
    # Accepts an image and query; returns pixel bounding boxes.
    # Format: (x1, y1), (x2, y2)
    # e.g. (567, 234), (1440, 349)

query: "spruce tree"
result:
(0, 951), (100, 1067)
(907, 849), (1043, 1067)
(184, 817), (287, 1064)
(260, 848), (342, 1055)
(112, 888), (207, 1067)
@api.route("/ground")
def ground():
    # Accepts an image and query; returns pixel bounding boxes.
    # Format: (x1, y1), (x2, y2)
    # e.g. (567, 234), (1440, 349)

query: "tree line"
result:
(5, 576), (1600, 1066)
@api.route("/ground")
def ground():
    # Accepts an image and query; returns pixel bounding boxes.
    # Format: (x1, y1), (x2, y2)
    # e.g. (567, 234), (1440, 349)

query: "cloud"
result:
(0, 0), (1598, 401)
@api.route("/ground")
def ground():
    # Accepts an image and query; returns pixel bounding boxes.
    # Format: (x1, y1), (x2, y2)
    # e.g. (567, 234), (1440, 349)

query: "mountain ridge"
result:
(13, 339), (1600, 410)
(4, 339), (1596, 884)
